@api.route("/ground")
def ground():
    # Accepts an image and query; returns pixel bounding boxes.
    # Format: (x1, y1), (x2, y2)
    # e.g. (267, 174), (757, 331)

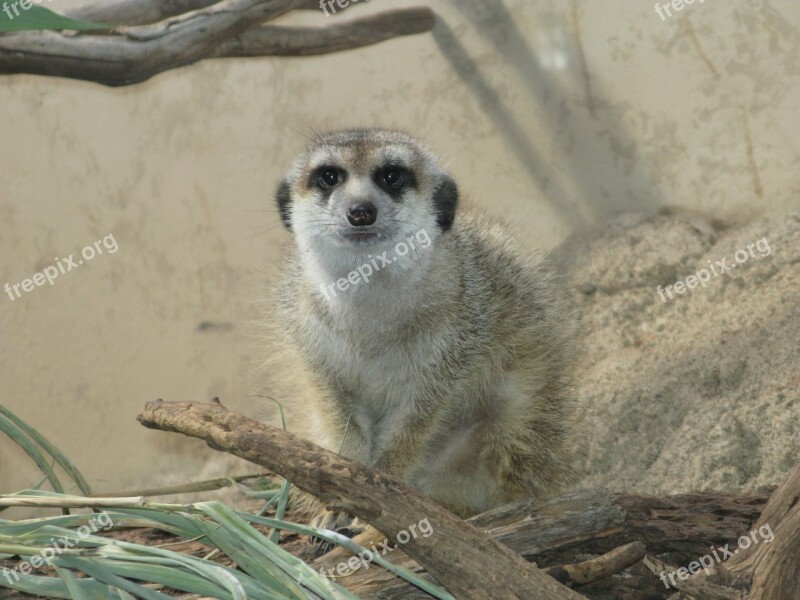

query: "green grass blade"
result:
(57, 557), (173, 600)
(98, 540), (286, 600)
(242, 513), (455, 600)
(230, 481), (281, 501)
(0, 492), (439, 600)
(86, 557), (240, 600)
(0, 500), (212, 545)
(0, 514), (280, 600)
(268, 478), (291, 543)
(1, 512), (156, 535)
(0, 6), (109, 32)
(0, 413), (66, 500)
(189, 517), (303, 597)
(198, 502), (357, 600)
(112, 507), (218, 542)
(53, 565), (93, 600)
(256, 398), (292, 541)
(0, 571), (111, 599)
(0, 405), (91, 495)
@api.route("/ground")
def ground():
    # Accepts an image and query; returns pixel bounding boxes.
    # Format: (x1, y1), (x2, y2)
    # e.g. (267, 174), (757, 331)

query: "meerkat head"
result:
(275, 129), (458, 269)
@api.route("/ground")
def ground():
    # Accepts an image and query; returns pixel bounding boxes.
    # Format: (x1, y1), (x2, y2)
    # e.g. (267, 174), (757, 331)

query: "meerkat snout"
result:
(264, 128), (577, 527)
(346, 202), (377, 227)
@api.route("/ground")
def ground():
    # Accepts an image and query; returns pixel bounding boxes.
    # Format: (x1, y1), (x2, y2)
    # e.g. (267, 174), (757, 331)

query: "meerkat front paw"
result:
(310, 511), (366, 554)
(310, 511), (368, 536)
(310, 509), (353, 532)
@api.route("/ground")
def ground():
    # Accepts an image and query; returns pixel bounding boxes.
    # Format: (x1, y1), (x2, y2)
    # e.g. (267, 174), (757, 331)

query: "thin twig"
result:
(0, 495), (147, 509)
(94, 473), (271, 498)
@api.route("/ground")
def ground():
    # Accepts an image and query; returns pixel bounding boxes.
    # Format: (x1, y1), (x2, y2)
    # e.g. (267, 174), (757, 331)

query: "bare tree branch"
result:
(67, 0), (223, 25)
(214, 8), (436, 57)
(0, 1), (434, 86)
(67, 0), (321, 26)
(0, 0), (308, 85)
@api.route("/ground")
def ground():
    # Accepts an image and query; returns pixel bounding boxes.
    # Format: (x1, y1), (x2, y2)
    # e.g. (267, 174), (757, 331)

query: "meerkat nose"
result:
(347, 202), (377, 227)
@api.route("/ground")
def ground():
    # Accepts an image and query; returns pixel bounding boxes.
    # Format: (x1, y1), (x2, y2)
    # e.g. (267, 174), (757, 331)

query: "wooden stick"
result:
(94, 473), (270, 498)
(138, 399), (587, 600)
(545, 541), (645, 587)
(0, 495), (146, 509)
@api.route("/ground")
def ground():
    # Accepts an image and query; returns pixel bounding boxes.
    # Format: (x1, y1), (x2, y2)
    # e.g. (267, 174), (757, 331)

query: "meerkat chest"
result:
(314, 324), (427, 449)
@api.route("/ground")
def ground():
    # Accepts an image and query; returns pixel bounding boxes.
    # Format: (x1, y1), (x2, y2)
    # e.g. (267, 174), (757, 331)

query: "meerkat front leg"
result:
(313, 419), (432, 569)
(371, 416), (431, 479)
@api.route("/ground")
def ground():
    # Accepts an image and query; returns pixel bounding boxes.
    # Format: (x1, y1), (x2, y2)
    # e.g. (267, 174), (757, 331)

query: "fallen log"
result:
(642, 461), (800, 600)
(314, 487), (770, 599)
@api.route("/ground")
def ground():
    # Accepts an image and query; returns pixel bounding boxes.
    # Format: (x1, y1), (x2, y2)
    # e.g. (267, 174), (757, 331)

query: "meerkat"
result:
(261, 128), (577, 528)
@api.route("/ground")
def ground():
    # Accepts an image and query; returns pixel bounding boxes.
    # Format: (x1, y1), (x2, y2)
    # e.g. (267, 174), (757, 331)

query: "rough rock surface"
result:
(551, 210), (799, 495)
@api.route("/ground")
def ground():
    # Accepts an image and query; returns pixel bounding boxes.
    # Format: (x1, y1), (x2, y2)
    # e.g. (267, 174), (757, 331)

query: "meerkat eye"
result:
(382, 167), (405, 188)
(316, 167), (341, 189)
(375, 165), (415, 195)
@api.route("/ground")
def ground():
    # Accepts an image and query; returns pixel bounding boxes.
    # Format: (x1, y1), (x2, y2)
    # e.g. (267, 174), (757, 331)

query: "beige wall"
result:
(1, 0), (798, 497)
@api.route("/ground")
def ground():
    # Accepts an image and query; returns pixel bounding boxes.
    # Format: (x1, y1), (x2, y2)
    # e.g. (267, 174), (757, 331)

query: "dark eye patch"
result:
(373, 164), (416, 199)
(308, 165), (346, 199)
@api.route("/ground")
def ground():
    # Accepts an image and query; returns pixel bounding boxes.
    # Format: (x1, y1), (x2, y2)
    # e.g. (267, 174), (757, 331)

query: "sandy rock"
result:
(552, 211), (800, 495)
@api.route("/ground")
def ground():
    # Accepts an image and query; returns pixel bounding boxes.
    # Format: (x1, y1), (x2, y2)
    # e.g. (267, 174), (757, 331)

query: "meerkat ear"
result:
(276, 178), (292, 231)
(433, 175), (458, 231)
